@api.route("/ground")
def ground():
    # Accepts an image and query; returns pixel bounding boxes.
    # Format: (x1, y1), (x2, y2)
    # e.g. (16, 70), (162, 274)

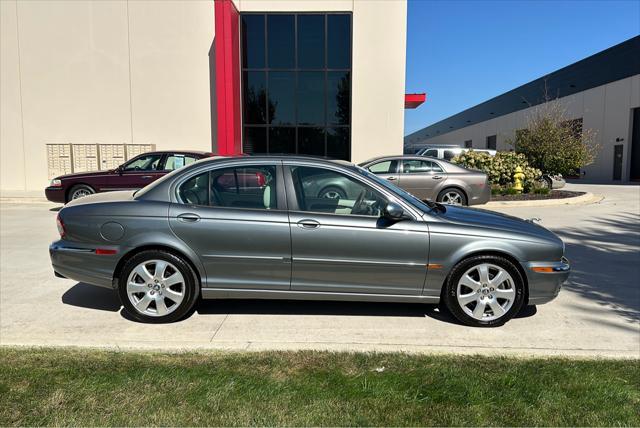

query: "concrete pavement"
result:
(1, 183), (638, 357)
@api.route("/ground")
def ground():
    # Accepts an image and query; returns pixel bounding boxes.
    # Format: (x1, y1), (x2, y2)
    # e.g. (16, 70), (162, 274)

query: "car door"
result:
(398, 159), (446, 200)
(285, 163), (429, 295)
(106, 153), (165, 190)
(169, 162), (292, 290)
(365, 159), (399, 185)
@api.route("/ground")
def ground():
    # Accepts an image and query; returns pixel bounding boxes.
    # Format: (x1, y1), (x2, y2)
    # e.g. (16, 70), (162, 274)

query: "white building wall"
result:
(0, 0), (214, 193)
(2, 0), (406, 193)
(417, 75), (640, 183)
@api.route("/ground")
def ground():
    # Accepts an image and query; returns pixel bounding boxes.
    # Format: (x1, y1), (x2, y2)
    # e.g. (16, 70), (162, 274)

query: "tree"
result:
(509, 102), (599, 176)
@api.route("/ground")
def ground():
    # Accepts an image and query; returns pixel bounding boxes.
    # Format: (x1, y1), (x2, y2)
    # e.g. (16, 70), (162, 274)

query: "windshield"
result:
(354, 165), (435, 213)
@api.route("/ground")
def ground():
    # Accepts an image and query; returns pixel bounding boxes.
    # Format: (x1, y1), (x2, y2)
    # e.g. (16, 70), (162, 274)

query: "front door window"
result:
(122, 154), (162, 171)
(290, 166), (386, 216)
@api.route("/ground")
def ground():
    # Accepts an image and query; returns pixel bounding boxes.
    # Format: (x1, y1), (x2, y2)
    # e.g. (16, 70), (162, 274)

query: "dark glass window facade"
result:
(241, 13), (352, 160)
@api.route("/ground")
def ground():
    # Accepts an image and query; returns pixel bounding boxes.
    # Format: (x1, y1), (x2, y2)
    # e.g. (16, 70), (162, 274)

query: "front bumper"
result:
(50, 241), (119, 289)
(45, 187), (66, 203)
(524, 257), (570, 305)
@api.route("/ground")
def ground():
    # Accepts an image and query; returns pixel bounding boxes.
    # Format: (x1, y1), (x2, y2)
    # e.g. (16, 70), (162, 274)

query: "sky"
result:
(404, 0), (640, 136)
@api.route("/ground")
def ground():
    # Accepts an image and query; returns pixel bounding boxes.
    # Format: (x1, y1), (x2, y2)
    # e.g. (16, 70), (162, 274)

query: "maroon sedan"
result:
(45, 151), (214, 203)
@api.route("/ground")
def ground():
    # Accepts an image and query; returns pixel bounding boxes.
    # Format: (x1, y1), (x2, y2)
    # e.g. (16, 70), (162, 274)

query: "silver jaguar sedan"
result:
(50, 155), (570, 327)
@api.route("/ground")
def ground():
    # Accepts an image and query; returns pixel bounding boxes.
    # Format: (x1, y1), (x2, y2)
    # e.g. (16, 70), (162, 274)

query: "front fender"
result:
(422, 227), (556, 296)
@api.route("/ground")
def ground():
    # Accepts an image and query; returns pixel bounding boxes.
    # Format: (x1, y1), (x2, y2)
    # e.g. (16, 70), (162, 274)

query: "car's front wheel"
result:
(118, 250), (199, 323)
(68, 184), (95, 201)
(443, 255), (525, 327)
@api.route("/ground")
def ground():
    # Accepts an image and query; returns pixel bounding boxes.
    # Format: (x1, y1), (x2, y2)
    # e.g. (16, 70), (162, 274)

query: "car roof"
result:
(359, 155), (474, 173)
(142, 150), (213, 156)
(360, 154), (446, 164)
(194, 154), (354, 168)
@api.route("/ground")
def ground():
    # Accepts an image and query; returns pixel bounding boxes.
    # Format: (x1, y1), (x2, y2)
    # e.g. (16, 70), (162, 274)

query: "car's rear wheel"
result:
(118, 250), (199, 323)
(68, 184), (95, 201)
(437, 188), (467, 206)
(443, 255), (525, 327)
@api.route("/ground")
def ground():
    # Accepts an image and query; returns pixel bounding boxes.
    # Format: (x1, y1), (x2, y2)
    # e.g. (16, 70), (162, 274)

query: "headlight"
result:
(50, 179), (62, 187)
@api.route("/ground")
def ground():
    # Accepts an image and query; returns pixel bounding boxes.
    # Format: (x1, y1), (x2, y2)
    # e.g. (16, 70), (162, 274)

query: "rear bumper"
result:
(45, 187), (66, 203)
(524, 258), (570, 305)
(469, 183), (491, 206)
(50, 241), (119, 289)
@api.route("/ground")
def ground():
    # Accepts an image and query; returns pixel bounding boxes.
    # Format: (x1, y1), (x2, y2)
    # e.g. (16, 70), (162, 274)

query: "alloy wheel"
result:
(71, 189), (92, 199)
(126, 259), (185, 317)
(442, 191), (462, 205)
(456, 263), (516, 321)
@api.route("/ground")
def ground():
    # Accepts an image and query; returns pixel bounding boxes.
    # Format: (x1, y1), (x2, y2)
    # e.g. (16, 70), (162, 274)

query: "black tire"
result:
(118, 250), (199, 323)
(436, 187), (467, 206)
(67, 184), (95, 202)
(443, 255), (526, 327)
(318, 186), (347, 200)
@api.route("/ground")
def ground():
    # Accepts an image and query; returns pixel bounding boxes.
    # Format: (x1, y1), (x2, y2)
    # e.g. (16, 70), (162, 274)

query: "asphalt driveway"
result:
(1, 184), (638, 357)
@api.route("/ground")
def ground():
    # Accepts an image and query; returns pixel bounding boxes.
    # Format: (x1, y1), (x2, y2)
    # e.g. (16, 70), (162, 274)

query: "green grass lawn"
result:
(1, 347), (638, 426)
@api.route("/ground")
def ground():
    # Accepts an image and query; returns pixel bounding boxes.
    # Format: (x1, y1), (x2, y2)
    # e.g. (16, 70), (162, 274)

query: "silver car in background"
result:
(415, 146), (497, 160)
(359, 156), (490, 206)
(50, 155), (569, 327)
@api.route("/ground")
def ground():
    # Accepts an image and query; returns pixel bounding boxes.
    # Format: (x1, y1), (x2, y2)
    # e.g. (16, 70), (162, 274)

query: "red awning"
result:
(405, 93), (426, 109)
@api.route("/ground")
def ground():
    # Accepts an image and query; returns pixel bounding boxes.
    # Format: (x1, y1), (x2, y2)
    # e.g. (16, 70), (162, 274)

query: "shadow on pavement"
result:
(62, 282), (538, 325)
(557, 211), (640, 323)
(197, 299), (537, 325)
(62, 283), (121, 312)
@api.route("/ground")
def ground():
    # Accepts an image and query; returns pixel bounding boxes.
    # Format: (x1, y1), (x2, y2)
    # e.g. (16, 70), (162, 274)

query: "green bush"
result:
(509, 103), (599, 175)
(531, 180), (551, 195)
(503, 187), (519, 195)
(452, 150), (541, 190)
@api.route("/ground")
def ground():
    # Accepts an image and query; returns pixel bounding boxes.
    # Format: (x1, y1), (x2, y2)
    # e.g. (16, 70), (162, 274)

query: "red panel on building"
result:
(214, 0), (241, 155)
(405, 93), (426, 109)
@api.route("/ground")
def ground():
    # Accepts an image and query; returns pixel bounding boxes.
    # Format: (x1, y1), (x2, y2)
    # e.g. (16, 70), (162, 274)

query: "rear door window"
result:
(179, 165), (278, 210)
(164, 154), (199, 170)
(443, 150), (456, 160)
(402, 159), (435, 174)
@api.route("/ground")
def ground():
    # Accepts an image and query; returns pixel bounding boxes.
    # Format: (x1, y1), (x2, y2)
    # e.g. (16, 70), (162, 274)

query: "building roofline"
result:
(405, 35), (640, 144)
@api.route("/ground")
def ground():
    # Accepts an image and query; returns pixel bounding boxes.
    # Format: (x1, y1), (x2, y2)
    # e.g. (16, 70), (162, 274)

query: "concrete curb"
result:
(482, 192), (603, 208)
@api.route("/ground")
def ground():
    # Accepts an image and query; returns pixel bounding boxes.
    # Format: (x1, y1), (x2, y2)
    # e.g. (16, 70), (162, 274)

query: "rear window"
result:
(443, 150), (456, 160)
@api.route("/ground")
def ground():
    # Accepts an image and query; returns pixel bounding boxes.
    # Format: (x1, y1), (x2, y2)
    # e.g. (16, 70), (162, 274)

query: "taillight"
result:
(56, 213), (66, 239)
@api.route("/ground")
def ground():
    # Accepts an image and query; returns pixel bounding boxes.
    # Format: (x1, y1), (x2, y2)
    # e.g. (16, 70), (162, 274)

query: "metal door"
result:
(613, 144), (623, 181)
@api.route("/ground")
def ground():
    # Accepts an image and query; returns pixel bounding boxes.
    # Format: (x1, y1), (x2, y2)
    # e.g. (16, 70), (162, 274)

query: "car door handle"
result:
(387, 176), (398, 181)
(141, 175), (154, 179)
(177, 213), (200, 223)
(297, 219), (320, 229)
(432, 175), (443, 180)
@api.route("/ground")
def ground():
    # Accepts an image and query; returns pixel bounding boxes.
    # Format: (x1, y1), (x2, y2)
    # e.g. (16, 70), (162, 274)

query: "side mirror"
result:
(383, 202), (405, 221)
